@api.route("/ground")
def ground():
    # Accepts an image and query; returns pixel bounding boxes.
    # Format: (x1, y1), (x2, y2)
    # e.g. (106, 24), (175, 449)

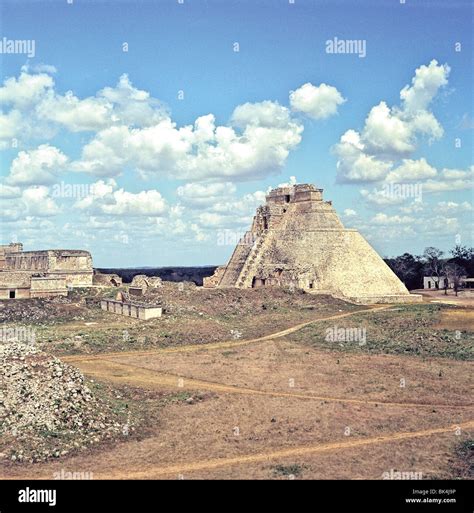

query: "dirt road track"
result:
(76, 358), (473, 410)
(117, 420), (474, 479)
(62, 306), (389, 364)
(62, 304), (472, 410)
(3, 305), (472, 480)
(10, 421), (473, 480)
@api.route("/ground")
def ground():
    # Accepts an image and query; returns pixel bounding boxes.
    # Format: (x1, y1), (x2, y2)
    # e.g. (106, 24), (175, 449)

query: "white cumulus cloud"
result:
(74, 179), (168, 217)
(334, 60), (450, 183)
(6, 144), (68, 186)
(290, 82), (345, 120)
(72, 101), (304, 181)
(386, 158), (437, 182)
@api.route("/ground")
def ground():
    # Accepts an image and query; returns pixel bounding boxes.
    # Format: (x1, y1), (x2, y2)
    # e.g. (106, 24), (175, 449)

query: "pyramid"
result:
(204, 183), (422, 304)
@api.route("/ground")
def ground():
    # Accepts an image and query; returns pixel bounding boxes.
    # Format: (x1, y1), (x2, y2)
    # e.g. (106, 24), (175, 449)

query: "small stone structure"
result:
(205, 183), (422, 304)
(130, 275), (163, 292)
(93, 271), (122, 287)
(0, 272), (31, 299)
(101, 299), (162, 320)
(0, 243), (93, 299)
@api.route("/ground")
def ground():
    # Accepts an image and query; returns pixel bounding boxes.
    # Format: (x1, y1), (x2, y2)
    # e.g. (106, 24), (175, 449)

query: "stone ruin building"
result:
(93, 270), (122, 287)
(0, 242), (93, 299)
(204, 183), (421, 304)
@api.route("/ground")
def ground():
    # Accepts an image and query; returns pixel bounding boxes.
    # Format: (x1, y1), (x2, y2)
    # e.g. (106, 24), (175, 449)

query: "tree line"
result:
(384, 245), (474, 294)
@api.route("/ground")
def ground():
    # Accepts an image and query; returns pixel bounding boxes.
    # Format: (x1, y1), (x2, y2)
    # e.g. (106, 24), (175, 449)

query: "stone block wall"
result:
(100, 299), (162, 320)
(5, 253), (50, 272)
(0, 272), (32, 299)
(0, 287), (30, 300)
(30, 277), (67, 298)
(2, 248), (93, 287)
(203, 266), (226, 288)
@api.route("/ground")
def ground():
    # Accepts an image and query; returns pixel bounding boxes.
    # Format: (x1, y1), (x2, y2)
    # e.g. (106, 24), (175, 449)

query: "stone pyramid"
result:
(204, 183), (421, 304)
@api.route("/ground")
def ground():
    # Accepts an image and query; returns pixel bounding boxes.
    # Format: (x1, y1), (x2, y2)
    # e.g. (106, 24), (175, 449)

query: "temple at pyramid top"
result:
(266, 183), (323, 203)
(204, 182), (422, 305)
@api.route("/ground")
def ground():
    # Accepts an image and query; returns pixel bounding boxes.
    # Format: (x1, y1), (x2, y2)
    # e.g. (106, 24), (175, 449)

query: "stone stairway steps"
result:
(218, 234), (254, 288)
(236, 230), (269, 288)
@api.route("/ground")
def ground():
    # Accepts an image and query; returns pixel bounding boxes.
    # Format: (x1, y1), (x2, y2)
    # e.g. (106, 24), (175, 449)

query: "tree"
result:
(451, 245), (473, 260)
(386, 253), (422, 290)
(422, 247), (444, 290)
(444, 262), (466, 296)
(450, 245), (474, 277)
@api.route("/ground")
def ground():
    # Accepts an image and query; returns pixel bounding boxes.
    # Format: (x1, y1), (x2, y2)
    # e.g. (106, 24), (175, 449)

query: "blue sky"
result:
(0, 0), (472, 266)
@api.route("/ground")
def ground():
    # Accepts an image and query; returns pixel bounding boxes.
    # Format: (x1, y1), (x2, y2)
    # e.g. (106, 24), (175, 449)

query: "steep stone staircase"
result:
(218, 234), (254, 288)
(235, 230), (271, 288)
(235, 205), (296, 288)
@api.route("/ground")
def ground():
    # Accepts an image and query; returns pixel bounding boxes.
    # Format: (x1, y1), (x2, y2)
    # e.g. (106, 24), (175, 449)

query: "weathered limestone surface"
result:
(0, 272), (31, 299)
(3, 249), (93, 286)
(30, 277), (68, 298)
(0, 244), (93, 298)
(101, 299), (162, 320)
(93, 271), (122, 287)
(207, 183), (421, 304)
(203, 266), (226, 288)
(0, 243), (23, 269)
(130, 274), (163, 292)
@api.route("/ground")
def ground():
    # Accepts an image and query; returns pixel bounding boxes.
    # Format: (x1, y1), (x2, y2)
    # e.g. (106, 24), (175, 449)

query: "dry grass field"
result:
(1, 286), (472, 480)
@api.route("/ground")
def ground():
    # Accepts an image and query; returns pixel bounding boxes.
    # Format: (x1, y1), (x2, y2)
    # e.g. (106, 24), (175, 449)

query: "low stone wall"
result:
(0, 271), (32, 299)
(100, 299), (162, 320)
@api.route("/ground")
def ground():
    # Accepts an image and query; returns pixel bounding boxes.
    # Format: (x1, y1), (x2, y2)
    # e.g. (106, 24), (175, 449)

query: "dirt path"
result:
(62, 305), (390, 364)
(64, 304), (472, 411)
(8, 421), (473, 480)
(5, 304), (470, 480)
(113, 420), (474, 479)
(414, 289), (474, 308)
(76, 358), (473, 410)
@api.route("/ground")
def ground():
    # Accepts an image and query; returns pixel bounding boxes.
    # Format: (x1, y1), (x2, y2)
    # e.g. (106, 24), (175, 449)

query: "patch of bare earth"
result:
(1, 334), (472, 480)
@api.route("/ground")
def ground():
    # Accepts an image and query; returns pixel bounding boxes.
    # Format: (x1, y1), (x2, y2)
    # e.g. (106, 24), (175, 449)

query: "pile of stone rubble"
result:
(0, 342), (130, 463)
(0, 297), (75, 323)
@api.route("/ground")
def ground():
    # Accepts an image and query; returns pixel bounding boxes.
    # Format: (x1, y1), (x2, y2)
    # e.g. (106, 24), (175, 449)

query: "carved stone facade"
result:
(206, 183), (422, 304)
(0, 243), (93, 299)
